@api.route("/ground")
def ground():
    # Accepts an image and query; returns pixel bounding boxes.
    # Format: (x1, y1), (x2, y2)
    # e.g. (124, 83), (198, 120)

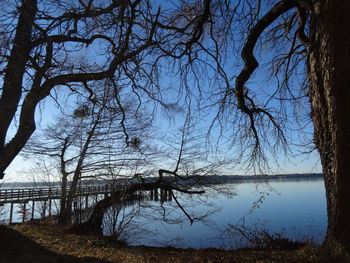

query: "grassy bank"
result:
(2, 222), (347, 263)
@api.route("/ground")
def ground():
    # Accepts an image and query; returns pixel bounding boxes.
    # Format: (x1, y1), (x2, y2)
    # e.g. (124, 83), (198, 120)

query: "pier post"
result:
(9, 203), (13, 224)
(168, 190), (172, 201)
(22, 203), (26, 223)
(31, 200), (35, 220)
(49, 199), (52, 217)
(154, 189), (158, 201)
(48, 189), (52, 217)
(43, 200), (47, 218)
(160, 189), (164, 202)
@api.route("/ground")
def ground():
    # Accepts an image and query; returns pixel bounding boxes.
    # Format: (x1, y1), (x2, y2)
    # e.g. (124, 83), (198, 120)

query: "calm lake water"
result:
(103, 178), (327, 249)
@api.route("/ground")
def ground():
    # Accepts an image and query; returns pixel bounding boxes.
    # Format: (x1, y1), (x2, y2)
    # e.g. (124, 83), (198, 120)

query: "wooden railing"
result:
(0, 184), (116, 205)
(0, 184), (172, 224)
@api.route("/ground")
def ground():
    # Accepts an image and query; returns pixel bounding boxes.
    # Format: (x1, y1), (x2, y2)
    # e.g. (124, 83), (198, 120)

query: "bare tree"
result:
(24, 80), (153, 223)
(0, 0), (225, 179)
(3, 0), (349, 253)
(218, 0), (350, 251)
(69, 111), (224, 234)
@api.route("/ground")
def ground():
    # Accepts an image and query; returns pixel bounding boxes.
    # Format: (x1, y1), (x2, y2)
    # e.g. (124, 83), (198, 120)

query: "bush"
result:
(229, 224), (308, 250)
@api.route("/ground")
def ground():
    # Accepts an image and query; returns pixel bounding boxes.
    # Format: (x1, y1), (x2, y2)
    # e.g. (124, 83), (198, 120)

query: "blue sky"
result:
(3, 70), (322, 183)
(1, 0), (322, 182)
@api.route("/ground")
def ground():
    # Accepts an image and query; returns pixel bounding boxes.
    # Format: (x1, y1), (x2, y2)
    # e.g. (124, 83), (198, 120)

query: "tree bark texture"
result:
(308, 0), (350, 248)
(0, 0), (37, 179)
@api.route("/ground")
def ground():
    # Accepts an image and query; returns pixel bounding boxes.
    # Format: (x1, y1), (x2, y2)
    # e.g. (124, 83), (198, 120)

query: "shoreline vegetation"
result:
(1, 222), (348, 263)
(1, 173), (323, 188)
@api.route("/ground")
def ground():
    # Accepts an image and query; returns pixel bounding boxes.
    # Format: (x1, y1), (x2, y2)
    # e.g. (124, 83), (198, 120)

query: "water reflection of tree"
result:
(102, 197), (146, 245)
(99, 185), (226, 246)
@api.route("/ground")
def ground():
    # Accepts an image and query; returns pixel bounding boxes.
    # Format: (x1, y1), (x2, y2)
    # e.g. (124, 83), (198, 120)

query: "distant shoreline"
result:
(214, 172), (323, 180)
(202, 173), (323, 184)
(1, 173), (323, 189)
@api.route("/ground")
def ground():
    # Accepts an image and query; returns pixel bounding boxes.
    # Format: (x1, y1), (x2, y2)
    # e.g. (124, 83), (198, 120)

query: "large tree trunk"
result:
(0, 0), (37, 179)
(308, 0), (350, 249)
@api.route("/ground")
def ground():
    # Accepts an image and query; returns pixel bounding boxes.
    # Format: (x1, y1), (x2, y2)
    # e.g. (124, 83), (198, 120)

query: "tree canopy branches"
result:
(0, 0), (228, 179)
(0, 0), (319, 179)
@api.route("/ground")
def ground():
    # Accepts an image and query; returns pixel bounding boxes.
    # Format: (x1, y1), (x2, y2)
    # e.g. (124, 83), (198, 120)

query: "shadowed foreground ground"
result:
(0, 223), (349, 263)
(0, 225), (112, 263)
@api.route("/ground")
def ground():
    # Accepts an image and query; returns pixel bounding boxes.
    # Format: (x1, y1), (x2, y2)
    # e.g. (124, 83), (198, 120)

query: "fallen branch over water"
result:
(69, 174), (205, 235)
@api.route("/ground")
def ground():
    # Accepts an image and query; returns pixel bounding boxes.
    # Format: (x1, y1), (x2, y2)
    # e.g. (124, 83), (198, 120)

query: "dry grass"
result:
(2, 223), (341, 263)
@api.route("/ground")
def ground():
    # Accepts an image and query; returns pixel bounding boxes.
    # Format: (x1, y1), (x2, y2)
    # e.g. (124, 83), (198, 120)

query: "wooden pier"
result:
(0, 184), (118, 224)
(0, 184), (173, 224)
(0, 184), (116, 205)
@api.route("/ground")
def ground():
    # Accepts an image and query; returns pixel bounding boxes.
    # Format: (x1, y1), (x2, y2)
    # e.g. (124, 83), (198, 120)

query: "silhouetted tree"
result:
(25, 83), (152, 224)
(2, 0), (349, 253)
(0, 0), (220, 179)
(224, 0), (350, 251)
